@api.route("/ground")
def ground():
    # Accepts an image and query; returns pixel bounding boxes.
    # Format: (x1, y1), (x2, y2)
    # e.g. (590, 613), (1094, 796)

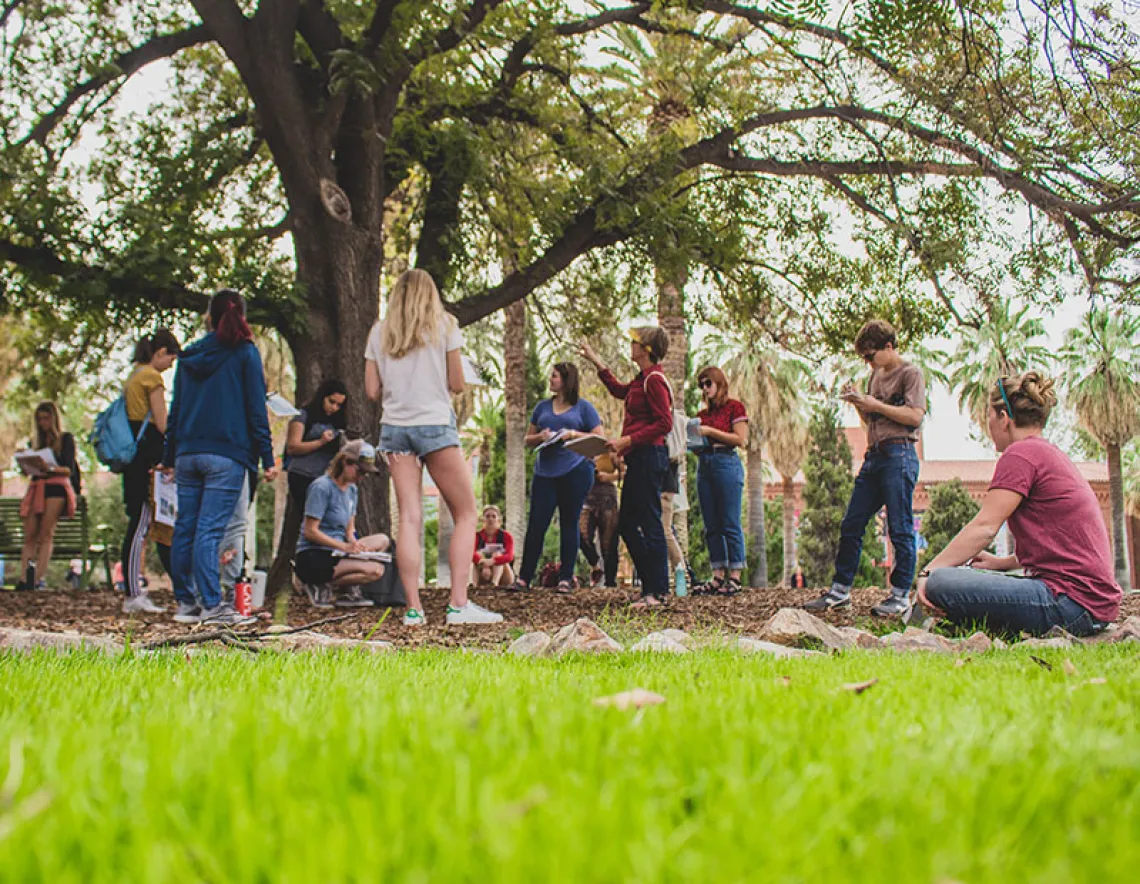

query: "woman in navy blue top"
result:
(511, 362), (603, 593)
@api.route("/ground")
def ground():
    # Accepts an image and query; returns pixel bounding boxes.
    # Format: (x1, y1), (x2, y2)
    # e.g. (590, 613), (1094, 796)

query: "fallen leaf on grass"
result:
(593, 688), (666, 710)
(953, 658), (970, 668)
(775, 676), (792, 686)
(1085, 677), (1107, 686)
(841, 678), (879, 695)
(1062, 658), (1079, 677)
(1028, 655), (1053, 671)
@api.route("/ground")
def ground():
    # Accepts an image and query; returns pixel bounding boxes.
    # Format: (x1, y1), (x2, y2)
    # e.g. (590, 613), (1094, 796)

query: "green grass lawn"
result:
(1, 646), (1138, 883)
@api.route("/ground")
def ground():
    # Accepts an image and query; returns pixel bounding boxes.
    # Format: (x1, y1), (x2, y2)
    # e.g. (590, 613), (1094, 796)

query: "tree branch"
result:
(18, 25), (211, 147)
(296, 0), (345, 71)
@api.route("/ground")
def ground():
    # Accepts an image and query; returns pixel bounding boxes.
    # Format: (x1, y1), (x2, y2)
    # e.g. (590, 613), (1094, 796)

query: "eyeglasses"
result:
(699, 379), (714, 389)
(860, 350), (878, 364)
(344, 458), (359, 467)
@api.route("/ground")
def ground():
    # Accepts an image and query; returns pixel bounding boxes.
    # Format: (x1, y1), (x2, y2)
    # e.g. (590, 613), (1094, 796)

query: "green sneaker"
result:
(402, 608), (426, 627)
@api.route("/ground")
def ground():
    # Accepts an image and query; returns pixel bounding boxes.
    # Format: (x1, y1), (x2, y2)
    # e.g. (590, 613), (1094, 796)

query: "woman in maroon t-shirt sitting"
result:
(470, 505), (516, 588)
(918, 371), (1121, 636)
(692, 366), (749, 596)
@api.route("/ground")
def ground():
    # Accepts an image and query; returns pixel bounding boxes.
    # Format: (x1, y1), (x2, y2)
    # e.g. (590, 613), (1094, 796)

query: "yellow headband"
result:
(628, 328), (653, 356)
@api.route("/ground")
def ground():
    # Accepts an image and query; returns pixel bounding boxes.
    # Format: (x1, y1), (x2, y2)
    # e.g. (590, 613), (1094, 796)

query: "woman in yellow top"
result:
(121, 329), (181, 614)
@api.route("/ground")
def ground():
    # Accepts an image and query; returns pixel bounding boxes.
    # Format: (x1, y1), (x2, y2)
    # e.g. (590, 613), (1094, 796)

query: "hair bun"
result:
(1022, 372), (1057, 408)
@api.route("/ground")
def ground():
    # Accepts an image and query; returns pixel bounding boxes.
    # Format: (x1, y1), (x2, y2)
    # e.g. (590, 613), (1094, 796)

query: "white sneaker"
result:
(123, 593), (165, 615)
(403, 608), (427, 627)
(446, 602), (503, 625)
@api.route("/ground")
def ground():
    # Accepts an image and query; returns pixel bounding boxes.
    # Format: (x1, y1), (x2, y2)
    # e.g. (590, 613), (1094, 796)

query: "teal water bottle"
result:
(674, 565), (687, 597)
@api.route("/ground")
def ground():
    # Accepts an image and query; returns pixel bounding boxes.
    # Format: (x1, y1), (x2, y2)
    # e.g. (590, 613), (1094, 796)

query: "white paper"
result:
(461, 356), (487, 386)
(14, 448), (58, 478)
(153, 474), (178, 527)
(331, 550), (392, 563)
(266, 392), (301, 417)
(479, 543), (505, 555)
(563, 434), (609, 458)
(536, 430), (567, 451)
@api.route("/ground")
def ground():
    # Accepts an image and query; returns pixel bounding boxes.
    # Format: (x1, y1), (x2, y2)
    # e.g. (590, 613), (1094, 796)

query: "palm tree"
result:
(704, 333), (802, 588)
(503, 299), (528, 542)
(1061, 307), (1140, 588)
(948, 299), (1052, 432)
(765, 369), (812, 586)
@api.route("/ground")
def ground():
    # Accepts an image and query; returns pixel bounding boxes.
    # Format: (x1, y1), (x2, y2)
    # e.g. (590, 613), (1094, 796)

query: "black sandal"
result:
(716, 577), (742, 596)
(693, 576), (724, 596)
(509, 579), (530, 592)
(555, 580), (574, 594)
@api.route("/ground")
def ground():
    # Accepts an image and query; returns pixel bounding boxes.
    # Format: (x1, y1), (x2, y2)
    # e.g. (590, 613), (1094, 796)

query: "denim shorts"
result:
(380, 420), (460, 458)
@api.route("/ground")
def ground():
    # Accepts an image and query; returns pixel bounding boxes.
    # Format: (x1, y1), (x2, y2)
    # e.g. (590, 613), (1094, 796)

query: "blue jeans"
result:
(220, 472), (251, 596)
(519, 459), (595, 584)
(833, 442), (919, 594)
(925, 568), (1109, 637)
(696, 451), (745, 571)
(172, 454), (247, 609)
(620, 445), (669, 599)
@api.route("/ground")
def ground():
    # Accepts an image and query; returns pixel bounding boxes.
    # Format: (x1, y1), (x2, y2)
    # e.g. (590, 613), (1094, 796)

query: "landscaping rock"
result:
(264, 631), (393, 653)
(736, 638), (824, 658)
(1085, 616), (1140, 645)
(548, 618), (622, 656)
(631, 633), (690, 654)
(881, 627), (956, 654)
(835, 626), (882, 650)
(507, 632), (552, 657)
(0, 627), (122, 655)
(657, 628), (694, 647)
(757, 608), (850, 650)
(1014, 636), (1074, 649)
(959, 632), (994, 654)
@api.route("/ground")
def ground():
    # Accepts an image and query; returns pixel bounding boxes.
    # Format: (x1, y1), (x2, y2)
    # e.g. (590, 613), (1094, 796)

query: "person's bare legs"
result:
(423, 445), (477, 608)
(356, 533), (390, 553)
(387, 453), (426, 612)
(20, 513), (42, 580)
(331, 560), (384, 585)
(491, 563), (506, 586)
(35, 498), (66, 578)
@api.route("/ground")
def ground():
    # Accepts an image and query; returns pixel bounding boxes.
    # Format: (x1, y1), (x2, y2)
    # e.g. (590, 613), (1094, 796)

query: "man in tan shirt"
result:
(804, 319), (925, 617)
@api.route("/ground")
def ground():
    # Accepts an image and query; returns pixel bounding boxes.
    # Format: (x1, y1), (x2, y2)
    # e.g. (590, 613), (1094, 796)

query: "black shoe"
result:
(871, 593), (911, 618)
(803, 590), (851, 611)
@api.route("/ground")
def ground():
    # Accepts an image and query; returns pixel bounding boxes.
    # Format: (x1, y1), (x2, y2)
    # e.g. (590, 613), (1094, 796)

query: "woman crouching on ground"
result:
(471, 504), (515, 588)
(294, 440), (388, 609)
(918, 371), (1121, 636)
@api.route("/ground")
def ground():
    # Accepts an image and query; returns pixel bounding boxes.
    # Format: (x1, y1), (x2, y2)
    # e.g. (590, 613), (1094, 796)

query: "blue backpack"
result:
(89, 397), (150, 473)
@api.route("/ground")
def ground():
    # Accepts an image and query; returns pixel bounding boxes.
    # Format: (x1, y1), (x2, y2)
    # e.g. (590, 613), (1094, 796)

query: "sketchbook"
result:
(153, 474), (178, 527)
(331, 550), (392, 563)
(461, 356), (487, 386)
(562, 434), (609, 458)
(14, 448), (58, 478)
(266, 392), (301, 418)
(536, 430), (567, 451)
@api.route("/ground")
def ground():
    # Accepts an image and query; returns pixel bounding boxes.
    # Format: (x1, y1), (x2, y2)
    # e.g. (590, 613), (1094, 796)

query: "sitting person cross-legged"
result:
(470, 504), (515, 588)
(917, 371), (1121, 637)
(294, 440), (390, 610)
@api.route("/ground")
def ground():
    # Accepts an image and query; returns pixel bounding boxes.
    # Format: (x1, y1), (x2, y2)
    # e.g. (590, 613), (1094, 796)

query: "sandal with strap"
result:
(716, 577), (742, 596)
(508, 578), (530, 592)
(630, 594), (667, 609)
(693, 576), (724, 596)
(555, 580), (574, 594)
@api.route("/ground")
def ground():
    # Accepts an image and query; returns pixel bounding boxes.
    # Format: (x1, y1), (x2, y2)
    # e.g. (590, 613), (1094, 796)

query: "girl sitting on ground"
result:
(918, 371), (1121, 636)
(295, 440), (388, 609)
(471, 505), (515, 588)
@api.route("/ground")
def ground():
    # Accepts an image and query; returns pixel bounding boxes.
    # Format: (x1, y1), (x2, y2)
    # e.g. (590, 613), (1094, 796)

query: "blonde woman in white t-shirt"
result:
(365, 269), (502, 627)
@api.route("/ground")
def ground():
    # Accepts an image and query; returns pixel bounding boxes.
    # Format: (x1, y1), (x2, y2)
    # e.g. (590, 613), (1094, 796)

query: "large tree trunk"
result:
(1108, 442), (1132, 588)
(265, 214), (386, 602)
(746, 443), (768, 588)
(781, 474), (797, 586)
(657, 270), (688, 556)
(504, 299), (528, 541)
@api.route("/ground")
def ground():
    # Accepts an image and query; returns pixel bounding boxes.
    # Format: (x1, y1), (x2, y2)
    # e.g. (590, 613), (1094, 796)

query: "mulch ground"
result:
(3, 582), (1138, 650)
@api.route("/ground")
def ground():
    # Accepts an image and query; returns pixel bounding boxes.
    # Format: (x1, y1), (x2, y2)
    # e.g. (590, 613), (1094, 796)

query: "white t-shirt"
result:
(364, 317), (462, 426)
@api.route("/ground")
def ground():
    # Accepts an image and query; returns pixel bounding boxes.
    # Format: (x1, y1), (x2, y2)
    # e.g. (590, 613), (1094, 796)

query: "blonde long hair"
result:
(381, 269), (456, 359)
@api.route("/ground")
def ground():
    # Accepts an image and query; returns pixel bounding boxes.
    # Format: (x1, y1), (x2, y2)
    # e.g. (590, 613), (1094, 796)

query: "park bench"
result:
(0, 496), (112, 589)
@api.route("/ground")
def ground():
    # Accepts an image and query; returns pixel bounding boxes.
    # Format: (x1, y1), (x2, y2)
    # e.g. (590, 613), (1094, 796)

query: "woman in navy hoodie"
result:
(163, 289), (277, 625)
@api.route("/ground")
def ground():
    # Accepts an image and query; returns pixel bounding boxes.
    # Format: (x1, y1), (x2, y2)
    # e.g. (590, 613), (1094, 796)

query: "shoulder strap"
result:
(646, 370), (674, 407)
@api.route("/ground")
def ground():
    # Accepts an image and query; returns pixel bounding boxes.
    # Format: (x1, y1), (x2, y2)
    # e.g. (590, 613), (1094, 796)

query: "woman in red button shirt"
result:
(693, 366), (749, 596)
(581, 327), (674, 607)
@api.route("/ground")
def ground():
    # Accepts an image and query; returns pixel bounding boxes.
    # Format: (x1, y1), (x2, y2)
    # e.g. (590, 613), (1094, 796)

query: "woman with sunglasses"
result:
(692, 367), (749, 595)
(295, 440), (389, 609)
(917, 372), (1120, 636)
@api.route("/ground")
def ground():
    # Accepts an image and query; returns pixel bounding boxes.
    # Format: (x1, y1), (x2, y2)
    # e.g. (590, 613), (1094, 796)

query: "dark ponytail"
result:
(133, 327), (182, 364)
(210, 289), (253, 348)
